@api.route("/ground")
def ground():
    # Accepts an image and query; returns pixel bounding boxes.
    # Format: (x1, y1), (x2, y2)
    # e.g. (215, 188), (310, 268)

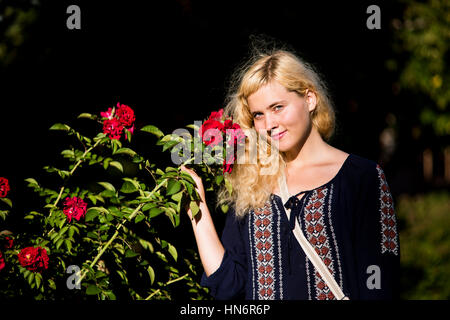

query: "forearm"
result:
(190, 202), (225, 277)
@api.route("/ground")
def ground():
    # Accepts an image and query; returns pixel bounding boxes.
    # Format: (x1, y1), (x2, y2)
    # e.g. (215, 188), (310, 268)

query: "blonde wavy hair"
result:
(217, 47), (336, 218)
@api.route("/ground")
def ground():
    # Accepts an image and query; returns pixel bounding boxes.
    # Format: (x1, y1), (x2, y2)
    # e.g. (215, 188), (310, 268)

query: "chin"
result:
(274, 141), (291, 153)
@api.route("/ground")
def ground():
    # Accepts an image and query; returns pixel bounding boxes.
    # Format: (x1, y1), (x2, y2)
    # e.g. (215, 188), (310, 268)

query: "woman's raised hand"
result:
(180, 165), (225, 276)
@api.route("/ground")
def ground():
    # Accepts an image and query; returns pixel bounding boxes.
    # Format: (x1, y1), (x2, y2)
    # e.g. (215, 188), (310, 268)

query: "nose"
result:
(264, 114), (278, 135)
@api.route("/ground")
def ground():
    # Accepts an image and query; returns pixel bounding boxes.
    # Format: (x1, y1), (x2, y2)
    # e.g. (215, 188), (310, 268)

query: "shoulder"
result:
(346, 153), (380, 176)
(344, 153), (391, 193)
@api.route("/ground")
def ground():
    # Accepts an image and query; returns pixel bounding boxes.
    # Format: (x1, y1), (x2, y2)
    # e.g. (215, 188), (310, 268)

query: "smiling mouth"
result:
(271, 130), (287, 140)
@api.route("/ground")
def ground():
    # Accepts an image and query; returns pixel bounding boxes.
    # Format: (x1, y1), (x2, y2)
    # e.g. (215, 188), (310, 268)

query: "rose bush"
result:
(0, 105), (244, 300)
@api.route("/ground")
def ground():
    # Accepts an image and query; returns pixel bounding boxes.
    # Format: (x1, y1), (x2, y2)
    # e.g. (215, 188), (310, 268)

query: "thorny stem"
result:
(166, 273), (189, 285)
(50, 139), (102, 216)
(143, 273), (189, 300)
(144, 165), (157, 184)
(145, 289), (160, 300)
(46, 139), (102, 237)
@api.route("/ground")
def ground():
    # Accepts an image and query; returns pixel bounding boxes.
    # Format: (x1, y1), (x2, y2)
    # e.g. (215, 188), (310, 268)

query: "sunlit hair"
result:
(217, 48), (336, 218)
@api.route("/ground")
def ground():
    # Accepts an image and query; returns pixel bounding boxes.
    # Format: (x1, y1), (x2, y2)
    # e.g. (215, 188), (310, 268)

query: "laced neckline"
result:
(274, 153), (353, 203)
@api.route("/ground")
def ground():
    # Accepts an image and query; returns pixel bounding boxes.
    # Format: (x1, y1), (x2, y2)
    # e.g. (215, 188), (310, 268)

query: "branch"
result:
(76, 178), (168, 286)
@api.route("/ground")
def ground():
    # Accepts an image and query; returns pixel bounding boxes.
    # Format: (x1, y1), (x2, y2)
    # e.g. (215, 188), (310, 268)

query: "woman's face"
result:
(247, 80), (316, 154)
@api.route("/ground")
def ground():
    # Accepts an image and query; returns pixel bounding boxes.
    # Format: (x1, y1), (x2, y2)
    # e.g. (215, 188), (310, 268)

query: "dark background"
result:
(1, 0), (417, 193)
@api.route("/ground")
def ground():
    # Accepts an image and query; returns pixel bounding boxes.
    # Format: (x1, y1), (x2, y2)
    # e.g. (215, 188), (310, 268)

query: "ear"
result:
(305, 90), (318, 112)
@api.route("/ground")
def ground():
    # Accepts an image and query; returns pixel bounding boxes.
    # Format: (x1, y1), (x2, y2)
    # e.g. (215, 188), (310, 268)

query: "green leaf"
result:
(100, 190), (116, 198)
(142, 202), (157, 212)
(24, 178), (39, 187)
(138, 239), (154, 253)
(56, 238), (64, 250)
(126, 128), (132, 142)
(78, 113), (94, 119)
(86, 284), (101, 295)
(149, 207), (164, 218)
(162, 140), (180, 152)
(164, 207), (180, 227)
(61, 149), (75, 158)
(120, 181), (138, 194)
(186, 124), (200, 130)
(147, 266), (155, 285)
(58, 226), (69, 236)
(120, 178), (140, 194)
(141, 125), (164, 138)
(58, 218), (66, 229)
(85, 208), (99, 222)
(215, 175), (224, 185)
(86, 207), (108, 221)
(125, 249), (139, 258)
(49, 123), (70, 131)
(134, 214), (145, 224)
(189, 201), (200, 218)
(48, 278), (56, 290)
(88, 194), (97, 205)
(113, 147), (137, 157)
(166, 180), (181, 196)
(221, 204), (229, 214)
(224, 176), (233, 195)
(108, 206), (123, 218)
(64, 239), (72, 252)
(167, 243), (178, 262)
(109, 161), (123, 173)
(171, 191), (183, 202)
(28, 272), (35, 286)
(97, 182), (116, 192)
(68, 225), (76, 237)
(103, 157), (112, 170)
(0, 198), (12, 208)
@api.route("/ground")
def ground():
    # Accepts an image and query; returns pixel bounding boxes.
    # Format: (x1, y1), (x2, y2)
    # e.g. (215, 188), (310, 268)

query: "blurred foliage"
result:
(396, 190), (450, 299)
(0, 0), (39, 67)
(388, 0), (450, 136)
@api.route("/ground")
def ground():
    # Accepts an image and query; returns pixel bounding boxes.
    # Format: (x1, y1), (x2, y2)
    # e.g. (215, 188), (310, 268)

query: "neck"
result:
(284, 126), (330, 170)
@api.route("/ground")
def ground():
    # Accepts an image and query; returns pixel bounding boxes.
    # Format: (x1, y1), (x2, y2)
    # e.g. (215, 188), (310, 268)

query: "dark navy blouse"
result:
(200, 153), (400, 300)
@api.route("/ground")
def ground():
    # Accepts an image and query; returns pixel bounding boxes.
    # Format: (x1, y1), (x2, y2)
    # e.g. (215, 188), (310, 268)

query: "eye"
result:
(253, 112), (263, 120)
(273, 105), (283, 111)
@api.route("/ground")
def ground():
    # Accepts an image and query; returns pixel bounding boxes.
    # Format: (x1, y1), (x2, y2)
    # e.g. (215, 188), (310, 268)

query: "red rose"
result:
(18, 247), (49, 273)
(200, 119), (224, 147)
(103, 118), (124, 140)
(116, 103), (135, 127)
(208, 109), (224, 121)
(4, 236), (13, 249)
(223, 153), (235, 174)
(223, 120), (246, 146)
(100, 107), (114, 120)
(0, 251), (5, 271)
(63, 197), (87, 222)
(0, 177), (10, 198)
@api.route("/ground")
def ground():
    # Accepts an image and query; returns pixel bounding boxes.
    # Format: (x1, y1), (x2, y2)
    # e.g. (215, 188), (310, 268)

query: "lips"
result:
(271, 130), (287, 140)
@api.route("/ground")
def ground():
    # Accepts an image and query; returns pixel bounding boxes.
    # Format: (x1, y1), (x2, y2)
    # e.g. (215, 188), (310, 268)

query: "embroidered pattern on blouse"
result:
(302, 186), (340, 300)
(376, 165), (399, 256)
(327, 184), (344, 289)
(253, 202), (277, 300)
(275, 200), (284, 300)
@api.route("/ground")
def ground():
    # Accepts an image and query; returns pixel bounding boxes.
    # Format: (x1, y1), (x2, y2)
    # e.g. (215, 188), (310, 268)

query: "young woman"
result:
(181, 49), (400, 300)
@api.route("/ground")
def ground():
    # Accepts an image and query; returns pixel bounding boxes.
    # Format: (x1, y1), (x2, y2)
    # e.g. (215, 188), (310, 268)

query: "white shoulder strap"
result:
(278, 174), (349, 300)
